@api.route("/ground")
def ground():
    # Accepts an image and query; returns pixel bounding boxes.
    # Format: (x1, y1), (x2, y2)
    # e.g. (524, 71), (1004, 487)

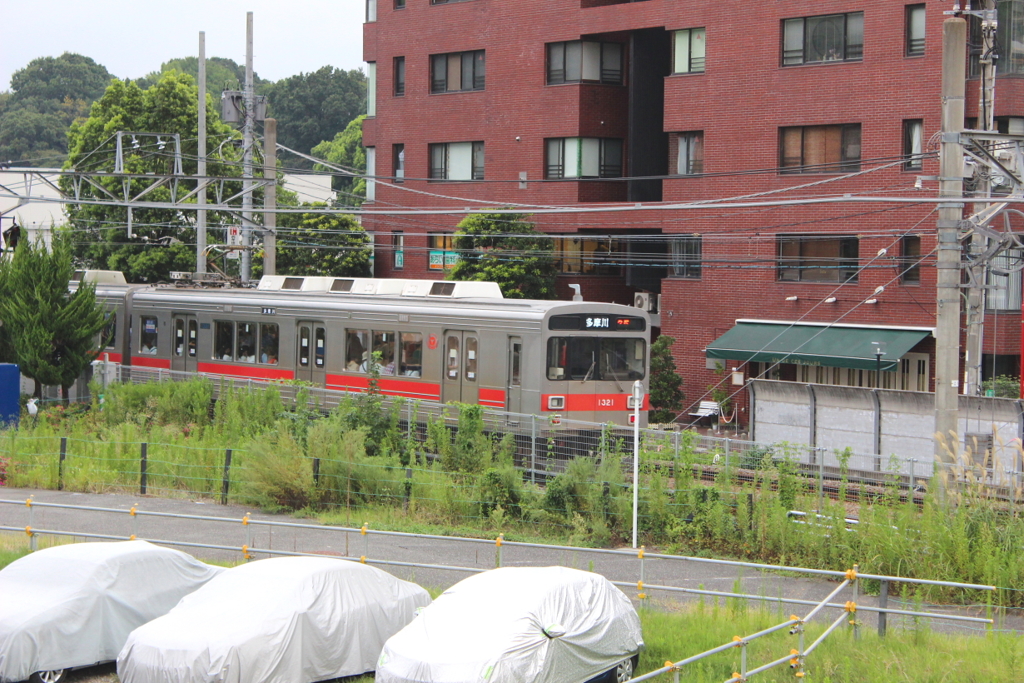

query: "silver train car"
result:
(84, 272), (652, 427)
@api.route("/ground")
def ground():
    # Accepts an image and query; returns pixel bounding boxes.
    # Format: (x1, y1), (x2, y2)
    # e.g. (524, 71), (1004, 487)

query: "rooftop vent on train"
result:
(429, 282), (456, 296)
(70, 270), (128, 285)
(282, 277), (304, 290)
(330, 279), (354, 293)
(401, 280), (503, 298)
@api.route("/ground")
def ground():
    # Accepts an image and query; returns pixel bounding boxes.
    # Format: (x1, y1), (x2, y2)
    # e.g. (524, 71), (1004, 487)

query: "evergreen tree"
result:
(0, 233), (109, 399)
(649, 335), (685, 423)
(447, 212), (557, 299)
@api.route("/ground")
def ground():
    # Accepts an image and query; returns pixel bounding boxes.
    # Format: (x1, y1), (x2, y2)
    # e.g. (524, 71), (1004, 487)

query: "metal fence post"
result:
(312, 457), (321, 486)
(496, 533), (504, 568)
(221, 449), (232, 505)
(724, 438), (731, 478)
(140, 442), (148, 495)
(530, 416), (537, 486)
(852, 563), (860, 641)
(26, 498), (36, 552)
(58, 437), (67, 491)
(817, 448), (825, 512)
(878, 579), (889, 637)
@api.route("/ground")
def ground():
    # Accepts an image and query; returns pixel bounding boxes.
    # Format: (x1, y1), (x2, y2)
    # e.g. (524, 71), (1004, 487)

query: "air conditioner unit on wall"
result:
(633, 292), (656, 312)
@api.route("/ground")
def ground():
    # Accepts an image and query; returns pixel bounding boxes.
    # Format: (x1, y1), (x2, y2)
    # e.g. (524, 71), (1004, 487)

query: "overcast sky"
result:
(1, 0), (366, 90)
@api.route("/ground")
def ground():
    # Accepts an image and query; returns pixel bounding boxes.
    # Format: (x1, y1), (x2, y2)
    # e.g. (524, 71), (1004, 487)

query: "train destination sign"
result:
(548, 314), (646, 331)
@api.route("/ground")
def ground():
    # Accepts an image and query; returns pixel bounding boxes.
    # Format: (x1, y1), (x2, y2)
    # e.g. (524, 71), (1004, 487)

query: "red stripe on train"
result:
(131, 356), (172, 369)
(326, 374), (442, 400)
(197, 362), (295, 381)
(540, 393), (649, 411)
(478, 388), (506, 407)
(98, 353), (122, 363)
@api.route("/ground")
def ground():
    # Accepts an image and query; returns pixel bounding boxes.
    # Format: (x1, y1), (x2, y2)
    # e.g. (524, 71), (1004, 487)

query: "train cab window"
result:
(400, 332), (423, 377)
(372, 330), (397, 375)
(174, 319), (186, 357)
(599, 338), (646, 380)
(140, 316), (159, 355)
(547, 338), (597, 380)
(446, 335), (461, 380)
(465, 337), (478, 382)
(236, 322), (257, 363)
(188, 320), (198, 358)
(215, 321), (234, 360)
(314, 327), (325, 368)
(346, 329), (370, 372)
(260, 323), (280, 364)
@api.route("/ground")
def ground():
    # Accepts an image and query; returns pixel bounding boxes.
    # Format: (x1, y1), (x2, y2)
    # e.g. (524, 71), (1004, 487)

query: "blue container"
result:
(0, 364), (20, 428)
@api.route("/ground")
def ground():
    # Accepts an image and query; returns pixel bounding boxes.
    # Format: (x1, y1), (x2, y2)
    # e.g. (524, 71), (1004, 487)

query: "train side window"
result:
(215, 321), (234, 360)
(465, 336), (478, 381)
(261, 323), (280, 364)
(298, 326), (311, 367)
(102, 316), (117, 349)
(174, 319), (186, 357)
(511, 342), (522, 386)
(188, 320), (198, 357)
(314, 327), (325, 368)
(237, 322), (257, 363)
(140, 316), (159, 354)
(346, 329), (370, 372)
(372, 330), (396, 374)
(446, 335), (461, 380)
(400, 332), (422, 377)
(599, 338), (646, 380)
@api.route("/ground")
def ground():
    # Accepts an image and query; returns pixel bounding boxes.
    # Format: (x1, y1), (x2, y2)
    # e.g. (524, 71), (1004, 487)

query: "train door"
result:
(506, 336), (522, 416)
(171, 314), (199, 373)
(442, 330), (479, 406)
(296, 321), (327, 385)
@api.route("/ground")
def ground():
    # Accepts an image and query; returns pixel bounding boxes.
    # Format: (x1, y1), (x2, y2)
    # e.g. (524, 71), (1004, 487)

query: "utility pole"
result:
(935, 16), (967, 470)
(240, 11), (255, 283)
(263, 118), (277, 276)
(197, 31), (207, 275)
(965, 2), (998, 396)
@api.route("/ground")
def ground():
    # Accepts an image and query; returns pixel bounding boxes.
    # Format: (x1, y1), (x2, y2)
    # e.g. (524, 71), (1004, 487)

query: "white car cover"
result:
(117, 556), (432, 683)
(0, 540), (223, 683)
(376, 566), (644, 683)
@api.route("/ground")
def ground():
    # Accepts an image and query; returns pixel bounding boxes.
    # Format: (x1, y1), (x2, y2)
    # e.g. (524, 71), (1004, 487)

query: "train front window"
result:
(140, 316), (159, 354)
(547, 337), (645, 380)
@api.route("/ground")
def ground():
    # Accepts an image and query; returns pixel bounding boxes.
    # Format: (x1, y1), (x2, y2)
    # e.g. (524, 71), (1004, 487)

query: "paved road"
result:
(2, 486), (1010, 635)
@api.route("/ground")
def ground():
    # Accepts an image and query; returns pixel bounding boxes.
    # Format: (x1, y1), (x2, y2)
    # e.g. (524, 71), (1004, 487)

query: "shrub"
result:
(237, 432), (316, 512)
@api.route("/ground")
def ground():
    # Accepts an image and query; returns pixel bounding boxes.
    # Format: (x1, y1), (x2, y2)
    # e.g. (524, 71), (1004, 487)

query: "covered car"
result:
(117, 555), (432, 683)
(0, 540), (223, 683)
(376, 566), (644, 683)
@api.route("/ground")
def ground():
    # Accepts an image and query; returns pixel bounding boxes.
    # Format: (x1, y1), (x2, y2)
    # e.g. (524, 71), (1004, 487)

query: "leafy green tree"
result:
(61, 73), (243, 282)
(262, 67), (365, 167)
(265, 206), (372, 277)
(0, 233), (108, 399)
(447, 212), (557, 299)
(0, 53), (114, 166)
(311, 115), (366, 204)
(649, 335), (685, 423)
(136, 56), (266, 94)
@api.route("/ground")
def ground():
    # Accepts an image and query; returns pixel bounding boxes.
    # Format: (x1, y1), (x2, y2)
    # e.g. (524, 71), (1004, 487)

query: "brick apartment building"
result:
(360, 0), (1024, 421)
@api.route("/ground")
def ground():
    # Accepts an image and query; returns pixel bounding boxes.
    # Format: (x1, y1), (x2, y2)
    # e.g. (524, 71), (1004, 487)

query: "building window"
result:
(366, 62), (376, 116)
(393, 231), (404, 269)
(365, 146), (376, 201)
(431, 0), (471, 4)
(780, 124), (861, 173)
(394, 57), (405, 96)
(671, 236), (702, 278)
(901, 235), (921, 283)
(906, 4), (925, 56)
(547, 41), (623, 85)
(429, 234), (459, 270)
(782, 12), (864, 65)
(392, 143), (404, 183)
(553, 236), (621, 275)
(395, 0), (405, 8)
(987, 248), (1023, 310)
(366, 0), (377, 22)
(903, 119), (923, 170)
(673, 28), (706, 74)
(546, 138), (623, 178)
(429, 141), (484, 180)
(430, 50), (485, 93)
(778, 235), (859, 282)
(676, 132), (704, 175)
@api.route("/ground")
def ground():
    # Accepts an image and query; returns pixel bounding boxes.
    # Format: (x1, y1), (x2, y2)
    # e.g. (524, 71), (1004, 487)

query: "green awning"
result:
(706, 322), (931, 371)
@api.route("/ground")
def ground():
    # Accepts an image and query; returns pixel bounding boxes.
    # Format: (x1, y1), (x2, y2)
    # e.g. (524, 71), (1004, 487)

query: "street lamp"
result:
(872, 341), (887, 389)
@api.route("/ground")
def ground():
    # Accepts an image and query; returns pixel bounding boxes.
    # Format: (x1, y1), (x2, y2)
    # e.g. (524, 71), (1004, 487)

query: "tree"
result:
(263, 207), (372, 277)
(61, 73), (243, 282)
(0, 233), (108, 399)
(311, 115), (366, 204)
(9, 54), (114, 103)
(262, 67), (366, 167)
(649, 336), (685, 424)
(447, 212), (558, 299)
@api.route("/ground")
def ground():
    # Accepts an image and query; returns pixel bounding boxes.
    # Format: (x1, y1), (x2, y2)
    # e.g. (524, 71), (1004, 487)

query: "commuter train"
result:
(81, 272), (651, 427)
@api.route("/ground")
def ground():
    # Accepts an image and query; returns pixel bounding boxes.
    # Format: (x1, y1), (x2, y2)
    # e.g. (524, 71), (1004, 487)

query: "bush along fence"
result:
(4, 377), (1024, 608)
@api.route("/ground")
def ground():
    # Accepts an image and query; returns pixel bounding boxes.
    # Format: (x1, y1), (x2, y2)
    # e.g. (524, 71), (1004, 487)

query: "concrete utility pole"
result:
(240, 12), (255, 283)
(934, 17), (968, 468)
(263, 118), (277, 276)
(197, 31), (208, 275)
(965, 1), (998, 396)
